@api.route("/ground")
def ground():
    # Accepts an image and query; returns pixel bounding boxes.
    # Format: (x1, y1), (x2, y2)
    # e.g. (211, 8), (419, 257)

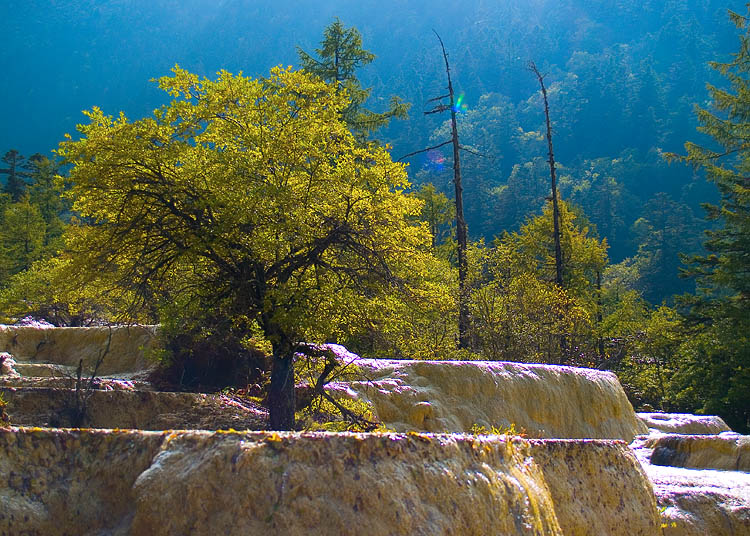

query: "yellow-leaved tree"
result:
(470, 201), (608, 364)
(57, 66), (441, 429)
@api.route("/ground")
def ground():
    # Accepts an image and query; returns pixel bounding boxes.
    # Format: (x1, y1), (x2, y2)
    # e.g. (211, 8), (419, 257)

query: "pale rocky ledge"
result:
(0, 324), (748, 535)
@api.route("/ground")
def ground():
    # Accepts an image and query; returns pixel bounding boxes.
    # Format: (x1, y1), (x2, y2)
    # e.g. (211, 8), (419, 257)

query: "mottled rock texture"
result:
(659, 489), (750, 536)
(10, 362), (78, 378)
(0, 376), (151, 390)
(0, 353), (18, 377)
(638, 413), (731, 435)
(0, 428), (660, 536)
(334, 359), (647, 441)
(647, 433), (750, 472)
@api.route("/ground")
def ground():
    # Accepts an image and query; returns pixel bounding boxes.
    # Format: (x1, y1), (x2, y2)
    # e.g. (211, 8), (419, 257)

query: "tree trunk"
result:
(530, 61), (567, 363)
(596, 270), (605, 359)
(435, 32), (470, 349)
(268, 340), (295, 430)
(529, 62), (563, 288)
(451, 97), (470, 349)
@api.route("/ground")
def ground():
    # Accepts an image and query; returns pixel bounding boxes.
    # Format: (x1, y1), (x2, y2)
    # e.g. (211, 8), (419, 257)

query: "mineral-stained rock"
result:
(2, 331), (647, 441)
(647, 433), (750, 472)
(0, 375), (151, 390)
(0, 427), (661, 536)
(11, 361), (80, 378)
(524, 439), (660, 536)
(631, 434), (750, 536)
(0, 324), (157, 376)
(0, 387), (266, 430)
(659, 488), (750, 536)
(0, 352), (18, 376)
(0, 428), (165, 536)
(638, 412), (731, 435)
(331, 359), (647, 441)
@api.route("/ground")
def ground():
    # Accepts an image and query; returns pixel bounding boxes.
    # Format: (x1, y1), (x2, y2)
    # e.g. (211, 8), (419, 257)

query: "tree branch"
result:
(459, 145), (488, 158)
(427, 94), (450, 103)
(424, 105), (451, 115)
(396, 139), (452, 161)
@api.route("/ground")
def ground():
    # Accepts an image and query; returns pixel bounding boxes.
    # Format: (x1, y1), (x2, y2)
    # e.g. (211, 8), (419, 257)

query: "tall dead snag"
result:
(426, 31), (470, 349)
(529, 61), (563, 288)
(398, 32), (474, 348)
(596, 269), (604, 358)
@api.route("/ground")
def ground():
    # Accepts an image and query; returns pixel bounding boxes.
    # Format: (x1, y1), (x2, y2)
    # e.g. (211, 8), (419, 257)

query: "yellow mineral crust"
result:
(637, 413), (731, 435)
(0, 325), (158, 376)
(0, 427), (166, 535)
(631, 435), (750, 535)
(0, 428), (661, 536)
(529, 439), (661, 536)
(335, 359), (648, 441)
(647, 433), (750, 472)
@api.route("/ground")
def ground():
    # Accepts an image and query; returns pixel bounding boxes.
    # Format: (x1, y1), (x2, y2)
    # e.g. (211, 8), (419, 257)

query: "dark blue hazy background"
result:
(3, 0), (740, 158)
(2, 0), (375, 157)
(2, 0), (746, 300)
(4, 0), (510, 157)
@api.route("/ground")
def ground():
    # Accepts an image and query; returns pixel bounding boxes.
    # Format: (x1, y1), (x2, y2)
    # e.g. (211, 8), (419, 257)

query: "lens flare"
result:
(453, 93), (469, 113)
(424, 149), (446, 172)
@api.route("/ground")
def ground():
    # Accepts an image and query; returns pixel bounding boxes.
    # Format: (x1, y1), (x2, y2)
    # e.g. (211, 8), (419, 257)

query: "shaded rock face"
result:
(0, 387), (266, 431)
(0, 325), (157, 376)
(0, 375), (152, 390)
(0, 428), (660, 536)
(647, 433), (750, 472)
(525, 439), (660, 535)
(638, 413), (731, 435)
(334, 359), (647, 442)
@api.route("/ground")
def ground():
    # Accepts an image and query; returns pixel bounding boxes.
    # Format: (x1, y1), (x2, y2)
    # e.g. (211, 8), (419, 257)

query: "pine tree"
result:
(27, 154), (66, 246)
(297, 18), (408, 140)
(667, 8), (750, 432)
(0, 149), (29, 201)
(631, 193), (700, 303)
(672, 9), (750, 317)
(0, 197), (46, 283)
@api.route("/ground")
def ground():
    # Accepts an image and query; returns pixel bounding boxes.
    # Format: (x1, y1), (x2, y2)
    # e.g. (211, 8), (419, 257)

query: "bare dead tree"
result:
(296, 345), (380, 431)
(400, 31), (471, 349)
(596, 270), (604, 359)
(529, 61), (564, 288)
(69, 326), (113, 427)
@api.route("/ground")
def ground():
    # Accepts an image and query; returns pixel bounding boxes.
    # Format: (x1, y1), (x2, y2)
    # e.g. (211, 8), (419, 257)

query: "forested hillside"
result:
(2, 0), (741, 302)
(0, 1), (747, 431)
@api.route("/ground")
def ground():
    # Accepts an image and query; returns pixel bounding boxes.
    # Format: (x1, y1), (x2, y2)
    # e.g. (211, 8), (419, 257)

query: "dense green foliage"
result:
(1, 7), (748, 432)
(662, 10), (750, 432)
(0, 151), (67, 292)
(591, 9), (750, 432)
(383, 1), (733, 305)
(297, 18), (409, 140)
(47, 66), (443, 428)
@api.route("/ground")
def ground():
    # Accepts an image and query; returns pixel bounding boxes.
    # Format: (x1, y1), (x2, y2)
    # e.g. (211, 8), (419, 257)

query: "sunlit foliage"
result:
(55, 65), (440, 428)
